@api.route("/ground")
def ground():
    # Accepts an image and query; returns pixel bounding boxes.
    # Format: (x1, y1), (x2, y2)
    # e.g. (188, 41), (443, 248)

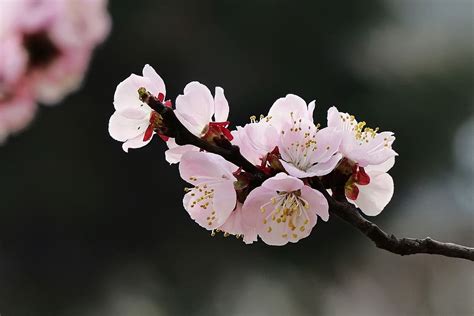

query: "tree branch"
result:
(142, 90), (474, 261)
(141, 91), (266, 178)
(312, 179), (474, 261)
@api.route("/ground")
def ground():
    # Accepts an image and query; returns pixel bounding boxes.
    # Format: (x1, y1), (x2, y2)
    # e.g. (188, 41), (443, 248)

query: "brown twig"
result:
(312, 179), (474, 261)
(142, 89), (474, 261)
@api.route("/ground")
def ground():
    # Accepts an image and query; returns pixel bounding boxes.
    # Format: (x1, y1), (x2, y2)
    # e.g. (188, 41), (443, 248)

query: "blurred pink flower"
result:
(0, 0), (110, 142)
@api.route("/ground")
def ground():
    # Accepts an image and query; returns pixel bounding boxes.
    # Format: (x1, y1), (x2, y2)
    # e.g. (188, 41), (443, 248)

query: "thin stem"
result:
(311, 179), (474, 261)
(141, 91), (266, 178)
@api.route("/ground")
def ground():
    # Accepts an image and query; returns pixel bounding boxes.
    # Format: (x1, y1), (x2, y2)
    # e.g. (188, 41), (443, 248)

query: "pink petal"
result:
(300, 185), (329, 221)
(165, 138), (199, 164)
(121, 132), (152, 152)
(308, 127), (342, 164)
(261, 173), (304, 192)
(305, 153), (342, 177)
(214, 86), (229, 122)
(174, 82), (215, 135)
(113, 74), (154, 112)
(267, 94), (312, 132)
(219, 203), (258, 244)
(352, 172), (394, 216)
(179, 151), (236, 185)
(183, 180), (236, 230)
(366, 157), (396, 173)
(108, 111), (150, 142)
(142, 64), (166, 98)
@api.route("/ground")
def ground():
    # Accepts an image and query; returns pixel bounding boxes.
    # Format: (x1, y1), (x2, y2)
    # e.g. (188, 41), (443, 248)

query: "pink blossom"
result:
(327, 106), (397, 216)
(278, 118), (342, 178)
(179, 151), (238, 230)
(165, 82), (231, 164)
(0, 0), (110, 141)
(266, 94), (315, 132)
(109, 65), (167, 152)
(242, 173), (329, 246)
(231, 120), (279, 165)
(0, 86), (36, 142)
(327, 106), (397, 167)
(348, 157), (395, 216)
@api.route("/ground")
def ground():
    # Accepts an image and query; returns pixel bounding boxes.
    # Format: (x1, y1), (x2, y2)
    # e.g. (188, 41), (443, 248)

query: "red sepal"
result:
(158, 134), (169, 142)
(355, 167), (370, 185)
(206, 121), (234, 141)
(143, 124), (154, 142)
(164, 100), (172, 107)
(157, 92), (165, 102)
(345, 183), (359, 200)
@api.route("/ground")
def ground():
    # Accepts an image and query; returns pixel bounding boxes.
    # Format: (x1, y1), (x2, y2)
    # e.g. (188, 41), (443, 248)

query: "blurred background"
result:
(0, 0), (473, 315)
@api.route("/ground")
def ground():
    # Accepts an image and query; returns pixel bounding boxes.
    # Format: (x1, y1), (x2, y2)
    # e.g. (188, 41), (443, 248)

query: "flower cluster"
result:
(0, 0), (110, 142)
(109, 65), (397, 246)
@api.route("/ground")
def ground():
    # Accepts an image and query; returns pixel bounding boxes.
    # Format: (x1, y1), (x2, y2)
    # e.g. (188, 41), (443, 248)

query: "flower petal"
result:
(108, 111), (150, 142)
(365, 156), (396, 174)
(214, 86), (229, 122)
(219, 203), (258, 244)
(122, 132), (152, 152)
(267, 94), (312, 132)
(183, 180), (236, 230)
(300, 185), (329, 221)
(113, 74), (153, 112)
(179, 151), (236, 185)
(175, 82), (215, 135)
(142, 64), (166, 98)
(305, 153), (342, 177)
(352, 172), (394, 216)
(261, 172), (304, 192)
(232, 122), (279, 165)
(165, 138), (199, 164)
(308, 127), (342, 164)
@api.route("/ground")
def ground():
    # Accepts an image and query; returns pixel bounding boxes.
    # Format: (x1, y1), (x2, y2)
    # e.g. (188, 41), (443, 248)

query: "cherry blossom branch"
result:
(141, 90), (473, 261)
(140, 91), (266, 179)
(311, 179), (474, 261)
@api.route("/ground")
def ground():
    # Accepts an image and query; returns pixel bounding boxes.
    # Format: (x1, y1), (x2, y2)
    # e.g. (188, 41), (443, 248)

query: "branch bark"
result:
(143, 91), (474, 261)
(312, 180), (474, 261)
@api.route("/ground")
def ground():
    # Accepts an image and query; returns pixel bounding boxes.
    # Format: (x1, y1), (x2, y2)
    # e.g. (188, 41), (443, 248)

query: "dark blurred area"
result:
(0, 0), (473, 315)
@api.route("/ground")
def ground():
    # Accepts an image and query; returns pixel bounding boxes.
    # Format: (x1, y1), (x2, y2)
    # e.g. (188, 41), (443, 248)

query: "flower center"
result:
(283, 114), (321, 171)
(339, 113), (379, 144)
(23, 31), (61, 70)
(260, 190), (311, 238)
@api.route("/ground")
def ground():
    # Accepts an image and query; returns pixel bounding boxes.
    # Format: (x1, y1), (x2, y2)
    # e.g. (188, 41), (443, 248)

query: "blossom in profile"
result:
(327, 106), (397, 215)
(0, 0), (110, 142)
(266, 94), (315, 132)
(347, 157), (395, 216)
(109, 64), (168, 152)
(165, 82), (231, 164)
(179, 151), (238, 230)
(327, 106), (397, 167)
(242, 173), (329, 246)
